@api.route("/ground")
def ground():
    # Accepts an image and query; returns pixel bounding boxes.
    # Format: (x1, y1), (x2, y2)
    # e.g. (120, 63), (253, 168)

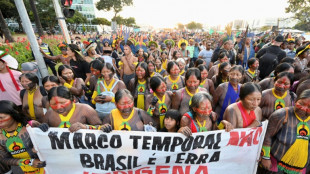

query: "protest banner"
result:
(27, 121), (268, 174)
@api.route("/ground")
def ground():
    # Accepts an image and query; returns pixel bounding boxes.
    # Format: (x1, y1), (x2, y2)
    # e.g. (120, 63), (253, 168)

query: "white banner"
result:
(27, 121), (268, 174)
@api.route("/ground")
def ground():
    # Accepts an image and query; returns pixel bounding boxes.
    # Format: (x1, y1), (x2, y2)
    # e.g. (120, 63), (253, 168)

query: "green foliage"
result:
(96, 0), (133, 18)
(66, 11), (87, 33)
(0, 35), (64, 69)
(177, 23), (184, 30)
(91, 17), (111, 26)
(186, 21), (203, 30)
(123, 17), (135, 27)
(111, 15), (136, 27)
(286, 0), (310, 31)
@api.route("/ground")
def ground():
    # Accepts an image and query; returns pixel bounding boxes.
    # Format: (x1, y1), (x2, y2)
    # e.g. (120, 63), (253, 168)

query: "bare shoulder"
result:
(116, 79), (126, 89)
(76, 103), (95, 112)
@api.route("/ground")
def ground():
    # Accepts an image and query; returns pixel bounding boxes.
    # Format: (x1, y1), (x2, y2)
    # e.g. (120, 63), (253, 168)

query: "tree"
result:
(111, 15), (124, 25)
(0, 9), (14, 42)
(123, 17), (136, 27)
(196, 23), (203, 30)
(186, 21), (197, 30)
(66, 11), (87, 33)
(92, 17), (111, 26)
(96, 0), (133, 22)
(286, 0), (310, 31)
(29, 0), (44, 36)
(177, 23), (184, 30)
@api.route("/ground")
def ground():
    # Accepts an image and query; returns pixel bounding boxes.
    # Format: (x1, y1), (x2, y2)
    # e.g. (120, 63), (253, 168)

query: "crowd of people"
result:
(0, 29), (310, 174)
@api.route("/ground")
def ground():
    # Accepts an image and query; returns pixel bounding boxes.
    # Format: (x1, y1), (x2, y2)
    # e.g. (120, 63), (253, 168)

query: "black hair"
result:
(280, 57), (295, 64)
(197, 64), (208, 72)
(42, 76), (60, 86)
(274, 63), (294, 76)
(58, 65), (76, 79)
(185, 68), (201, 83)
(134, 62), (149, 91)
(19, 73), (39, 85)
(167, 61), (179, 74)
(103, 62), (115, 74)
(247, 58), (258, 67)
(48, 86), (74, 102)
(297, 89), (310, 101)
(230, 65), (244, 74)
(218, 51), (228, 60)
(164, 109), (181, 130)
(195, 59), (205, 67)
(68, 44), (85, 62)
(90, 59), (105, 72)
(181, 43), (186, 46)
(115, 89), (134, 103)
(161, 51), (168, 56)
(150, 76), (166, 92)
(172, 51), (178, 59)
(0, 100), (29, 126)
(215, 62), (229, 88)
(239, 82), (262, 100)
(275, 71), (294, 86)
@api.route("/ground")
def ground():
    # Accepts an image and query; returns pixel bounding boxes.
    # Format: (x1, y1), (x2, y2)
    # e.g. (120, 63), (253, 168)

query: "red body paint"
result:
(0, 117), (11, 123)
(50, 97), (72, 110)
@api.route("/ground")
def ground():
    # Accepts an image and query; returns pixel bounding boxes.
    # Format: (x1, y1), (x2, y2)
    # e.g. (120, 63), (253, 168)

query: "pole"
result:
(52, 0), (71, 43)
(14, 0), (49, 77)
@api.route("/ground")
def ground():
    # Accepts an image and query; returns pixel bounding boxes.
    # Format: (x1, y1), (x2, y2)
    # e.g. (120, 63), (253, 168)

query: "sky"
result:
(94, 0), (292, 29)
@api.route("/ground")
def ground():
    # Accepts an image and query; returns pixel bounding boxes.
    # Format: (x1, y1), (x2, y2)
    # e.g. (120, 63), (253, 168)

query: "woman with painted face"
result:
(128, 62), (150, 110)
(164, 61), (185, 93)
(211, 62), (231, 89)
(41, 76), (60, 111)
(19, 73), (46, 123)
(0, 100), (45, 174)
(242, 58), (260, 83)
(68, 44), (91, 84)
(41, 86), (101, 131)
(223, 82), (262, 128)
(154, 58), (168, 77)
(145, 76), (173, 129)
(147, 61), (159, 79)
(178, 92), (233, 136)
(208, 51), (230, 79)
(101, 89), (156, 131)
(259, 72), (296, 120)
(88, 59), (105, 92)
(259, 89), (310, 174)
(160, 51), (168, 70)
(58, 65), (85, 98)
(92, 63), (126, 119)
(258, 63), (294, 91)
(172, 68), (208, 115)
(213, 65), (244, 122)
(197, 64), (215, 97)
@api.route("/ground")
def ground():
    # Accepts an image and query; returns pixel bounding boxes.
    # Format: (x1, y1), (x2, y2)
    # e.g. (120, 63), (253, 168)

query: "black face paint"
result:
(119, 107), (133, 114)
(108, 73), (114, 79)
(27, 82), (36, 90)
(229, 78), (239, 83)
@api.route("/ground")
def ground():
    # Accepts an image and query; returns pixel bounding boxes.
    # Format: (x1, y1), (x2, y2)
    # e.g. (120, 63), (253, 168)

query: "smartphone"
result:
(100, 95), (106, 99)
